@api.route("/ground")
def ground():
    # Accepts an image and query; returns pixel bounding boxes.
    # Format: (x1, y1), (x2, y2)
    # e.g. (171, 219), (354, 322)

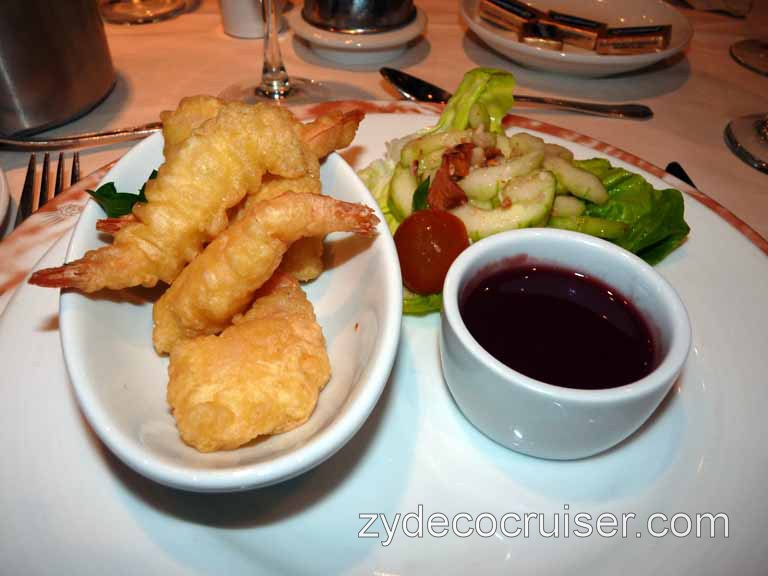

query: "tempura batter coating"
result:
(152, 193), (378, 354)
(278, 237), (325, 281)
(167, 273), (331, 452)
(91, 107), (365, 239)
(298, 109), (365, 160)
(160, 95), (224, 158)
(238, 166), (326, 283)
(30, 103), (312, 292)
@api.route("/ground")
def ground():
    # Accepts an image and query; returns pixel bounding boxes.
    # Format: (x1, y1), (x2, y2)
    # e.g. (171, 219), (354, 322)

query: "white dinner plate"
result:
(1, 107), (767, 574)
(460, 0), (694, 77)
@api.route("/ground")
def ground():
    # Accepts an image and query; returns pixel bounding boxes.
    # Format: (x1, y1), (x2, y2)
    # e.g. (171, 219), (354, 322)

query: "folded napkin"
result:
(683, 0), (753, 17)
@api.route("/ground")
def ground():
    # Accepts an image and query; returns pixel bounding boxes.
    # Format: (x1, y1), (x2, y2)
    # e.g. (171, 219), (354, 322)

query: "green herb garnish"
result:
(88, 170), (157, 218)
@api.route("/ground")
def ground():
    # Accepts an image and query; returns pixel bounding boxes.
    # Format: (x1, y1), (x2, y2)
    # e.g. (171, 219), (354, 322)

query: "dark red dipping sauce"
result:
(460, 261), (656, 390)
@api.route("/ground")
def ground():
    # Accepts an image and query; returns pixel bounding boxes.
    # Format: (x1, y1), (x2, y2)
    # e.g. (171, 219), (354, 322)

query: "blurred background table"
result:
(1, 0), (766, 238)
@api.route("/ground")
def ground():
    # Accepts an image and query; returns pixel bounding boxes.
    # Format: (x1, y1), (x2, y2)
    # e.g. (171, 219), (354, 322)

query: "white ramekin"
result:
(440, 229), (691, 460)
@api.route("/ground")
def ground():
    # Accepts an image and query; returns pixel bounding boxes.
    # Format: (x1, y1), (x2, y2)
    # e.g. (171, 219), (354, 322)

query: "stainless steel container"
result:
(302, 0), (416, 34)
(0, 0), (116, 136)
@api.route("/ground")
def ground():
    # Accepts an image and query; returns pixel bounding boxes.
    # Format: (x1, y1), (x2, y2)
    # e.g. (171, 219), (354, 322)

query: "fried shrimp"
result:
(152, 193), (378, 354)
(159, 95), (224, 158)
(236, 167), (326, 282)
(299, 109), (365, 159)
(91, 108), (364, 238)
(167, 272), (331, 452)
(161, 97), (362, 161)
(278, 237), (325, 281)
(30, 102), (312, 292)
(94, 168), (329, 282)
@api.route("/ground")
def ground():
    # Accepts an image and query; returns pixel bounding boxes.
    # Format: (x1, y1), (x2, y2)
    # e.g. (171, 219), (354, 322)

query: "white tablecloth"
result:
(1, 0), (766, 238)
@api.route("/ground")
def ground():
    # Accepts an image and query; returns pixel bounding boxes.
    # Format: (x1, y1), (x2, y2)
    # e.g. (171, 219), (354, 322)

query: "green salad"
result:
(358, 68), (690, 315)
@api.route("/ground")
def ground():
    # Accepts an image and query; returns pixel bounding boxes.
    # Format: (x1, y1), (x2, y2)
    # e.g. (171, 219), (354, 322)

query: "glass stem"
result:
(259, 0), (290, 99)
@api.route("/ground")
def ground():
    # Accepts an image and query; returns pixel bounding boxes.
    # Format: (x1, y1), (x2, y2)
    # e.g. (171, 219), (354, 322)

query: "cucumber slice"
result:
(418, 148), (445, 175)
(400, 130), (472, 166)
(472, 128), (496, 148)
(452, 170), (555, 240)
(551, 195), (586, 217)
(544, 143), (574, 161)
(501, 170), (556, 204)
(458, 150), (544, 201)
(507, 132), (545, 156)
(495, 133), (512, 157)
(469, 198), (494, 211)
(389, 164), (418, 221)
(542, 156), (609, 205)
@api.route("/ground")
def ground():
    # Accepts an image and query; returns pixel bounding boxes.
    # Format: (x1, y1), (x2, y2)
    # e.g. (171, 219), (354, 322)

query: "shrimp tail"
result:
(96, 215), (136, 235)
(334, 201), (378, 235)
(300, 109), (365, 159)
(28, 260), (92, 290)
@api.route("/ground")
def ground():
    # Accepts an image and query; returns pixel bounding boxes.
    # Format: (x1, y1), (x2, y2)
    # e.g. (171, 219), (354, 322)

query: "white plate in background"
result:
(461, 0), (693, 77)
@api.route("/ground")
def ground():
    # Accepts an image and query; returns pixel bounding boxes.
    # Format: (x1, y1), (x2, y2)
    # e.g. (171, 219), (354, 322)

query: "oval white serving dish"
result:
(59, 133), (402, 492)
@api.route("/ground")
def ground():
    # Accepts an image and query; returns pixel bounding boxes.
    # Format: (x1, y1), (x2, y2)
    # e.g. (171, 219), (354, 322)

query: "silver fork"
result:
(14, 151), (80, 229)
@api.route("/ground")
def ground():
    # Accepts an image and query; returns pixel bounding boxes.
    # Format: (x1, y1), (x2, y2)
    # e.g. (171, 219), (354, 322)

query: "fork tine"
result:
(37, 152), (50, 209)
(71, 151), (80, 185)
(54, 152), (65, 197)
(14, 154), (36, 229)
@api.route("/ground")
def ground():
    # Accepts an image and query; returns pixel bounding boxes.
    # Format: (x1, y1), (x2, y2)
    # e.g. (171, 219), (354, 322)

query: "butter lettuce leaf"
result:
(403, 292), (443, 316)
(431, 68), (515, 135)
(576, 160), (690, 264)
(358, 158), (399, 234)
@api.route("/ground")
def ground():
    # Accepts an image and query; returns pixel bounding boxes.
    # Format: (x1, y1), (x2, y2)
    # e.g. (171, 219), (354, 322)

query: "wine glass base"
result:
(730, 39), (768, 77)
(220, 77), (371, 105)
(99, 0), (187, 25)
(724, 114), (768, 174)
(219, 77), (333, 105)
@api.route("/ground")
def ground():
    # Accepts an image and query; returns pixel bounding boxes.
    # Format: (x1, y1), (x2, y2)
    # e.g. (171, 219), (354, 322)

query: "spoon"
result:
(380, 68), (653, 120)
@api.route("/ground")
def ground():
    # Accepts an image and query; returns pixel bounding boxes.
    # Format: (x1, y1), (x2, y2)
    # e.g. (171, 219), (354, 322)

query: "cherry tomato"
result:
(394, 209), (470, 295)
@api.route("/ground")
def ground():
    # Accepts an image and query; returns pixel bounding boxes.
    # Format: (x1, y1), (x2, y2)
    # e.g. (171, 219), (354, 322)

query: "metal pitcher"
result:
(0, 0), (116, 136)
(301, 0), (416, 34)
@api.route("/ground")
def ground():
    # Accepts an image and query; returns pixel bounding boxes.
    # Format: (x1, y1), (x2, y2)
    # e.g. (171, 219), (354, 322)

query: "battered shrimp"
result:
(162, 97), (362, 162)
(236, 168), (325, 282)
(167, 272), (331, 452)
(299, 109), (365, 160)
(30, 102), (312, 292)
(159, 95), (224, 158)
(152, 193), (378, 354)
(91, 108), (365, 237)
(278, 237), (325, 281)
